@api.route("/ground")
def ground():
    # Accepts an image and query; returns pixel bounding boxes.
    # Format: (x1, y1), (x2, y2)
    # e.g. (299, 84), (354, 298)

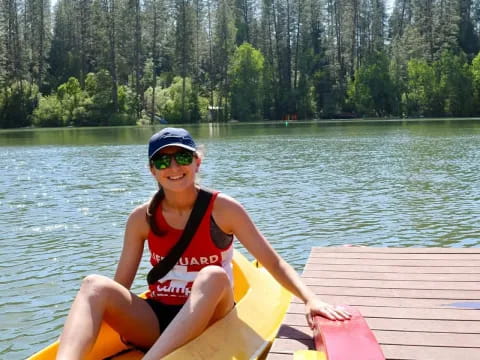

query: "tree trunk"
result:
(150, 0), (158, 125)
(272, 0), (284, 115)
(78, 0), (88, 87)
(333, 0), (345, 80)
(105, 0), (119, 112)
(399, 0), (406, 37)
(135, 0), (142, 119)
(38, 0), (44, 87)
(351, 0), (358, 76)
(427, 0), (434, 61)
(286, 0), (292, 92)
(181, 0), (187, 122)
(6, 0), (22, 81)
(207, 0), (214, 109)
(243, 0), (250, 42)
(293, 0), (303, 90)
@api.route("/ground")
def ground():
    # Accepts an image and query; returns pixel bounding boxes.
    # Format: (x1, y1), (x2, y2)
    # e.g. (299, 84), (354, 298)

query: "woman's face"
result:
(150, 146), (201, 192)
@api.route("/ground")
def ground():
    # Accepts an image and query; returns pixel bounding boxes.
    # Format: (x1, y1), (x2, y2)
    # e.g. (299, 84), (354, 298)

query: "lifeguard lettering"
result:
(150, 253), (219, 267)
(147, 251), (233, 305)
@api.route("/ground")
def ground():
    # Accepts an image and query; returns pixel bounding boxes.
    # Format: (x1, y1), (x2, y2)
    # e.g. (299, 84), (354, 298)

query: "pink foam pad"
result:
(313, 305), (385, 360)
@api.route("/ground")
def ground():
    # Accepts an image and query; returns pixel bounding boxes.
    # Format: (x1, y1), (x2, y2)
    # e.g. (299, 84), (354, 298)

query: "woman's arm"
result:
(113, 204), (149, 289)
(213, 194), (350, 327)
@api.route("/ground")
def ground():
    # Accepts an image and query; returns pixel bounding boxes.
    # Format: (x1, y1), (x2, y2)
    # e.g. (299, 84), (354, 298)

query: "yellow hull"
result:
(28, 250), (292, 360)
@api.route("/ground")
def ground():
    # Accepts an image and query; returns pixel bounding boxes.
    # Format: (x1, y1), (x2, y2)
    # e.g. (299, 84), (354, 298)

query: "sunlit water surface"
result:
(1, 120), (479, 358)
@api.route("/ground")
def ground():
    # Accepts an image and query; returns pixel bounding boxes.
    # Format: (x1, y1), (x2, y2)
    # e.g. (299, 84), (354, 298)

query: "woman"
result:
(56, 127), (350, 360)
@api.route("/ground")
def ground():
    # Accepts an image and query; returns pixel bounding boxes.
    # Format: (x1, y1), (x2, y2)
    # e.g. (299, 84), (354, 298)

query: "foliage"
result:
(229, 43), (264, 121)
(57, 77), (86, 123)
(296, 74), (316, 120)
(5, 0), (480, 128)
(404, 52), (474, 117)
(144, 76), (209, 123)
(437, 52), (473, 116)
(404, 59), (440, 117)
(32, 95), (64, 127)
(212, 0), (237, 122)
(312, 67), (337, 118)
(347, 53), (395, 117)
(0, 81), (39, 128)
(31, 72), (136, 127)
(471, 52), (480, 107)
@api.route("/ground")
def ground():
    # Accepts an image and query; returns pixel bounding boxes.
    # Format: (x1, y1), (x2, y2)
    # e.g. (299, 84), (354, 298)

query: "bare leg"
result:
(56, 275), (160, 360)
(143, 266), (234, 360)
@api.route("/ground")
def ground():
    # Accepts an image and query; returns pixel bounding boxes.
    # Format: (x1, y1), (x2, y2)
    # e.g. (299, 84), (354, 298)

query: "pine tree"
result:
(48, 0), (78, 89)
(4, 0), (23, 82)
(0, 0), (8, 86)
(175, 0), (195, 122)
(143, 0), (164, 123)
(213, 0), (236, 121)
(234, 0), (255, 44)
(388, 0), (412, 40)
(458, 0), (479, 57)
(258, 0), (279, 119)
(103, 0), (119, 112)
(434, 0), (461, 57)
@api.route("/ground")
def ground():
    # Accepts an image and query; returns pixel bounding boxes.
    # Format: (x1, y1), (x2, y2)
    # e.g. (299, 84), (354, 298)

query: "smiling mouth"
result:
(168, 174), (185, 180)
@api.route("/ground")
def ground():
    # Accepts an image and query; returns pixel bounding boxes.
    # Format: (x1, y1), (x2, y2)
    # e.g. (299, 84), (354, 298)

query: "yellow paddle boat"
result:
(28, 250), (292, 360)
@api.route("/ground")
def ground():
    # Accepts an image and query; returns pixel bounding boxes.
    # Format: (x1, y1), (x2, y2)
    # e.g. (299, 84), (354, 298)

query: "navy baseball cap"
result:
(148, 128), (197, 159)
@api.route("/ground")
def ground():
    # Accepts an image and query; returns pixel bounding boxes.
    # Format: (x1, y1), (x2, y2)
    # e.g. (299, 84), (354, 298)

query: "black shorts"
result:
(145, 298), (184, 332)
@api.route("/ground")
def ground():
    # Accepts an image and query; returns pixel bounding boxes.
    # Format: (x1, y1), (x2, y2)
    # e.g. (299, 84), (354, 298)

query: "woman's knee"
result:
(192, 266), (234, 321)
(79, 274), (115, 300)
(195, 266), (230, 286)
(192, 266), (232, 296)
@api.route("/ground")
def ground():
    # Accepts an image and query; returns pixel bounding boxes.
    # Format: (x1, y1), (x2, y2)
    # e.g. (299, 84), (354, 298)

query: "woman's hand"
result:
(305, 298), (352, 329)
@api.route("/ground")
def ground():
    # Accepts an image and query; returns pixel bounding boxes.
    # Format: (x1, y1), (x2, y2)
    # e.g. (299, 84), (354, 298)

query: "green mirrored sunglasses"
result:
(152, 150), (194, 169)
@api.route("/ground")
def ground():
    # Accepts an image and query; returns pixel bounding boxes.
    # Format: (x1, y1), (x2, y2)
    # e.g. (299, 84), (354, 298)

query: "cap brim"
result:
(149, 143), (196, 159)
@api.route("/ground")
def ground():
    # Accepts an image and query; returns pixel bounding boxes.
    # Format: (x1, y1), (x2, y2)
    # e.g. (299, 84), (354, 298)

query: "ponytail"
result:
(146, 186), (166, 236)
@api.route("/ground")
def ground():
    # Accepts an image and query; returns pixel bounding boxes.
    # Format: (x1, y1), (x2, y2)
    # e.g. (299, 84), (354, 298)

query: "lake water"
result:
(1, 120), (479, 358)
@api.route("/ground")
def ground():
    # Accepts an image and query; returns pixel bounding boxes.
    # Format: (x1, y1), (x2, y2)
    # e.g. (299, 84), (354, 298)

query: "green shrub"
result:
(144, 76), (208, 123)
(229, 43), (265, 121)
(32, 95), (64, 127)
(72, 106), (92, 126)
(0, 81), (39, 128)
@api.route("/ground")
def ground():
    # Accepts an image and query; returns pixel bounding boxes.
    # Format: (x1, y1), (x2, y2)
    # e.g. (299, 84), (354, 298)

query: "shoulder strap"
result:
(147, 188), (213, 285)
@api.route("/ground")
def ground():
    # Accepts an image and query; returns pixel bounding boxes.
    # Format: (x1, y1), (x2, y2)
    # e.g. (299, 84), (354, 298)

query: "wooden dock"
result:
(266, 247), (480, 360)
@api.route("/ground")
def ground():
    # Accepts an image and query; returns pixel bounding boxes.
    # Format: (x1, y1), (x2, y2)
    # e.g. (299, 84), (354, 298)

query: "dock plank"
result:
(381, 345), (480, 360)
(278, 314), (480, 339)
(274, 323), (480, 347)
(290, 294), (480, 309)
(304, 263), (480, 274)
(310, 252), (480, 260)
(305, 285), (480, 299)
(302, 270), (479, 282)
(302, 277), (480, 290)
(306, 257), (480, 267)
(311, 247), (480, 254)
(266, 247), (480, 360)
(284, 304), (480, 321)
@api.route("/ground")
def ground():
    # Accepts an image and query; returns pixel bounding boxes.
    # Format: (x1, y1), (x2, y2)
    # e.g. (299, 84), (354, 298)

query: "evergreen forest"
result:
(2, 0), (480, 128)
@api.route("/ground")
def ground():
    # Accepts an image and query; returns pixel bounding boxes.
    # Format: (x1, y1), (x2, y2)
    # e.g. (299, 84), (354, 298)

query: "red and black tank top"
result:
(146, 191), (234, 305)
